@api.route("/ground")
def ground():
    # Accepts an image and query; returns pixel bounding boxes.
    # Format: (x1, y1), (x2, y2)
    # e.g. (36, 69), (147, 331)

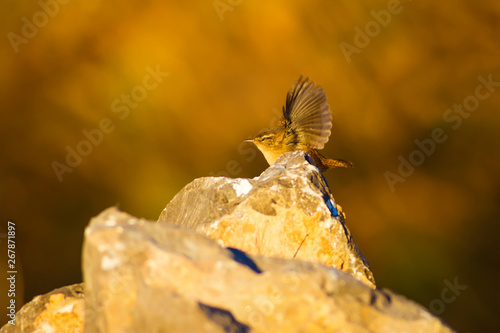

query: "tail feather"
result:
(309, 148), (353, 171)
(323, 158), (353, 169)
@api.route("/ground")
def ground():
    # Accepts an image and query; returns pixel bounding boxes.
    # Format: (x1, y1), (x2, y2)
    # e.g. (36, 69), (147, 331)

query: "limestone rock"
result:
(2, 151), (456, 332)
(83, 208), (454, 333)
(0, 283), (84, 333)
(159, 150), (375, 287)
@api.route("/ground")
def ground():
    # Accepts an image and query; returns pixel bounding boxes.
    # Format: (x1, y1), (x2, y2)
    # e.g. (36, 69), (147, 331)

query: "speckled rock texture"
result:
(0, 283), (84, 333)
(81, 208), (454, 333)
(159, 150), (375, 287)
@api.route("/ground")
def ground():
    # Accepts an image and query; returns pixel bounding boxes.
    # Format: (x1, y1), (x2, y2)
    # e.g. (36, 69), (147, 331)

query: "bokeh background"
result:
(1, 0), (499, 331)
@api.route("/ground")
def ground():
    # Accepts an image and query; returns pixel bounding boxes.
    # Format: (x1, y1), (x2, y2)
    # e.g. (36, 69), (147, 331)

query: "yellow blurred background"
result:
(1, 0), (499, 330)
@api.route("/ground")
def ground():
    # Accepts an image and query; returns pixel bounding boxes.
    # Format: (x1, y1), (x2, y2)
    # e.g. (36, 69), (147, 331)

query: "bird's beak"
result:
(242, 138), (254, 143)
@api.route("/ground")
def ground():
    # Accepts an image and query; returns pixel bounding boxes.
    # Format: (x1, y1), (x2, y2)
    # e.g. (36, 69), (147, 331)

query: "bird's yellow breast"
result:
(255, 144), (292, 165)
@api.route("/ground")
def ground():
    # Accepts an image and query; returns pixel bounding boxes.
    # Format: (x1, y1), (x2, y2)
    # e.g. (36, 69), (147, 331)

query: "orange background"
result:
(1, 0), (499, 331)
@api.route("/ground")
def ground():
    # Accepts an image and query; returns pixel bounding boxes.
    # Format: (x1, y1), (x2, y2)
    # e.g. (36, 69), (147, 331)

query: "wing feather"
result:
(282, 76), (332, 149)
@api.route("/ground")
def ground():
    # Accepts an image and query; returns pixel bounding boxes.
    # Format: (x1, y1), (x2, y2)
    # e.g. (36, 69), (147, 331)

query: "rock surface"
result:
(0, 283), (84, 333)
(81, 208), (454, 333)
(1, 151), (456, 332)
(159, 151), (375, 287)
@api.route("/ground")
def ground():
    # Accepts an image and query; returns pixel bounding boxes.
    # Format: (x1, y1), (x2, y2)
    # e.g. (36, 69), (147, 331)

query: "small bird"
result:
(245, 76), (353, 172)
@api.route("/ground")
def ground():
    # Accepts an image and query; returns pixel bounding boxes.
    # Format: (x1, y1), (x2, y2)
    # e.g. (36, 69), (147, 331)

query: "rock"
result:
(82, 208), (454, 333)
(0, 283), (84, 333)
(2, 150), (456, 332)
(159, 150), (375, 287)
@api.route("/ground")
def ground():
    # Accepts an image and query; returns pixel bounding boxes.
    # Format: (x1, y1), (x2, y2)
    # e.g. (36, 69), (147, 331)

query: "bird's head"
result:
(244, 128), (297, 165)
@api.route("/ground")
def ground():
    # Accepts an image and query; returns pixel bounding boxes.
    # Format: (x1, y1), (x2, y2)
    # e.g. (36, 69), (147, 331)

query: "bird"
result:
(244, 75), (353, 172)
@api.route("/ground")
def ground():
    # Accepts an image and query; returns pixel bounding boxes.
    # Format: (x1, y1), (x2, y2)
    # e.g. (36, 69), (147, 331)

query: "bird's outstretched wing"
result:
(282, 75), (332, 149)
